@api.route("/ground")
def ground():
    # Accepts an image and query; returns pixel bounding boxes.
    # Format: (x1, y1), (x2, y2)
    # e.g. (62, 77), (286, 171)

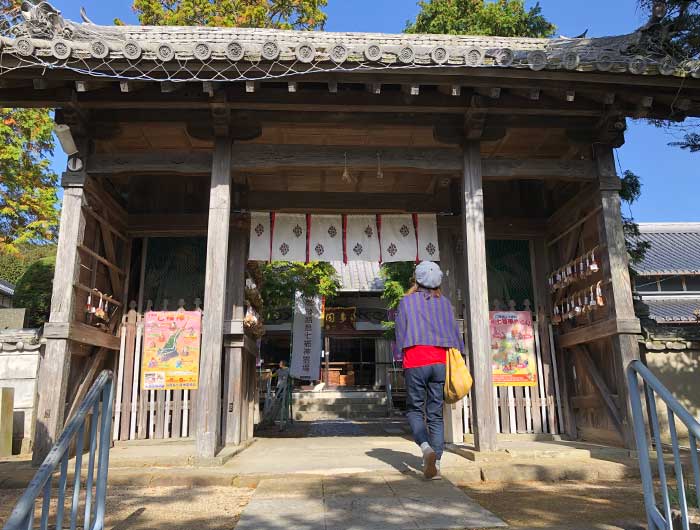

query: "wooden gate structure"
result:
(3, 4), (700, 461)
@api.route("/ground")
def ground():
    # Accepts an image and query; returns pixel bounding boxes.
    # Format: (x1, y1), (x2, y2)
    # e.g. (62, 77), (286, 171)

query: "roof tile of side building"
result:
(331, 261), (384, 293)
(0, 279), (15, 297)
(641, 297), (700, 323)
(634, 223), (700, 276)
(1, 2), (699, 82)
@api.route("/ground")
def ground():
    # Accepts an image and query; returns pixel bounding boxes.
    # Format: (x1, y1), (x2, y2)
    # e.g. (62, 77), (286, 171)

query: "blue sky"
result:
(48, 0), (699, 222)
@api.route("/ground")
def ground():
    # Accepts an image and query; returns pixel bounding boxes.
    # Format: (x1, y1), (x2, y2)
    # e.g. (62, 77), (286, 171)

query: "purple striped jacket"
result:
(395, 291), (465, 352)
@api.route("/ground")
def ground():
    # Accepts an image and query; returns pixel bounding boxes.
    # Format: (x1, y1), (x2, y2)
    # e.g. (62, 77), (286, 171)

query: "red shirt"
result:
(403, 345), (447, 369)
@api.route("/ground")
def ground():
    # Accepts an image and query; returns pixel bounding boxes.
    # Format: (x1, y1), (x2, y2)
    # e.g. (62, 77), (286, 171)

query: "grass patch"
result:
(667, 483), (699, 510)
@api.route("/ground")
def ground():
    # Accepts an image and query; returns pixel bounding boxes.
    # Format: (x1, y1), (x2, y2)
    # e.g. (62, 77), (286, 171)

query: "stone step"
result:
(294, 403), (388, 413)
(293, 411), (389, 421)
(292, 397), (388, 406)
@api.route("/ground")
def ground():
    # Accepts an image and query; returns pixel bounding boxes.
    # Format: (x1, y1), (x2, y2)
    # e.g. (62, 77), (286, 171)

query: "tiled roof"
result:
(2, 3), (699, 82)
(331, 262), (384, 293)
(642, 297), (700, 323)
(633, 223), (700, 276)
(0, 279), (14, 297)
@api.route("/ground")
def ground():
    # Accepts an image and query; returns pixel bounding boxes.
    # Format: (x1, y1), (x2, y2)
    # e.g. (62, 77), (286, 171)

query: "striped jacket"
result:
(395, 290), (465, 352)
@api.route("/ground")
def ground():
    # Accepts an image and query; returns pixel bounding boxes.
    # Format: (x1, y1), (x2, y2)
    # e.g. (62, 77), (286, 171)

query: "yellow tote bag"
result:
(444, 348), (473, 404)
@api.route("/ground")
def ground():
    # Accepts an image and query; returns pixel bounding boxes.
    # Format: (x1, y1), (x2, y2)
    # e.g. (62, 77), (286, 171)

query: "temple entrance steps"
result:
(292, 390), (389, 421)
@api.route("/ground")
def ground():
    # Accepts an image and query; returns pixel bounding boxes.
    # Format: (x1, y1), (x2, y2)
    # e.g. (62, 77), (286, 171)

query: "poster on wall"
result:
(141, 311), (201, 391)
(489, 311), (537, 387)
(291, 292), (323, 381)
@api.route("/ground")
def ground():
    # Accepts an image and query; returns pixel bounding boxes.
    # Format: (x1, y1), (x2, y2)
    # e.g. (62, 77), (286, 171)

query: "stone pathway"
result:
(235, 473), (506, 530)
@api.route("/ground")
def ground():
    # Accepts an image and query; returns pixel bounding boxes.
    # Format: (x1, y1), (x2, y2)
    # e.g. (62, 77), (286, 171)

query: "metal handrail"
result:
(627, 359), (700, 530)
(3, 370), (115, 530)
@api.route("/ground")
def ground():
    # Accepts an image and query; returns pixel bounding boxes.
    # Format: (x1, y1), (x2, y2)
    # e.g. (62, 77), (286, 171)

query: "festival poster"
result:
(490, 311), (537, 387)
(141, 311), (201, 391)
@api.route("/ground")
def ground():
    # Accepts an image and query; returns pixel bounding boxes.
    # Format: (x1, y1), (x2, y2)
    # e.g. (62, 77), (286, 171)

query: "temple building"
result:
(2, 2), (699, 462)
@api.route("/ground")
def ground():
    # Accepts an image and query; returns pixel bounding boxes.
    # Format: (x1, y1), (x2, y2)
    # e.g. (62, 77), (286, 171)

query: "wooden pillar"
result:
(594, 144), (640, 450)
(223, 224), (246, 446)
(33, 175), (87, 465)
(460, 141), (497, 452)
(195, 136), (233, 458)
(438, 223), (465, 444)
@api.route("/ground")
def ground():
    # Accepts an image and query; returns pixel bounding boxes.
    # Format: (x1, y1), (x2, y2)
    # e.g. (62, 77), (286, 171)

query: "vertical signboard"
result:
(291, 292), (322, 381)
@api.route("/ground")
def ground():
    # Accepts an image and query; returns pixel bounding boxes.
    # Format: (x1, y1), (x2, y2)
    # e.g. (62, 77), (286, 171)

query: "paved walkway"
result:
(235, 473), (507, 530)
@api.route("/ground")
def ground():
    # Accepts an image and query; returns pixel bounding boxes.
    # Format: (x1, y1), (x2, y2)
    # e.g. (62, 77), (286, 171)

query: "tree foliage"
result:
(405, 0), (555, 37)
(0, 4), (59, 256)
(13, 255), (55, 328)
(0, 108), (59, 254)
(620, 170), (651, 265)
(127, 0), (327, 29)
(379, 262), (416, 340)
(0, 244), (56, 285)
(261, 261), (339, 317)
(639, 1), (700, 152)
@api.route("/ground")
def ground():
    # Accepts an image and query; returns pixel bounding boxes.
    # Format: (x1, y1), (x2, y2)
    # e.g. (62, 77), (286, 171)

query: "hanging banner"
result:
(380, 214), (417, 263)
(345, 215), (381, 262)
(142, 311), (201, 390)
(324, 307), (357, 332)
(309, 214), (344, 262)
(416, 214), (440, 261)
(490, 311), (537, 387)
(272, 213), (307, 262)
(291, 291), (323, 381)
(248, 212), (440, 264)
(249, 211), (271, 261)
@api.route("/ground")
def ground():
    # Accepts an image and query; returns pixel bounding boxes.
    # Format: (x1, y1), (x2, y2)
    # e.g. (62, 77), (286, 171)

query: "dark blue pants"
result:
(404, 363), (445, 459)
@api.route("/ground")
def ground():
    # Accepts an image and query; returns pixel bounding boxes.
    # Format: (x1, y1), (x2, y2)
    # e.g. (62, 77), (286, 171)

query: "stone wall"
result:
(645, 349), (700, 442)
(0, 329), (41, 454)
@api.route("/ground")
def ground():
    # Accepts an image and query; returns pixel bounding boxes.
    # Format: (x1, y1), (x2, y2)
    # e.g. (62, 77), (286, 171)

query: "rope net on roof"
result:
(0, 2), (698, 83)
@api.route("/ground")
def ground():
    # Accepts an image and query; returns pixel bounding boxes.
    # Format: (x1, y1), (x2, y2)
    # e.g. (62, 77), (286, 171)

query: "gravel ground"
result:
(462, 480), (647, 529)
(0, 486), (254, 530)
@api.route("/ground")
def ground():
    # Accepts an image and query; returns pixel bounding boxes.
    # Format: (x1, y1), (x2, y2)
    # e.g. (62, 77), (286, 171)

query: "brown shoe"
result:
(423, 448), (438, 479)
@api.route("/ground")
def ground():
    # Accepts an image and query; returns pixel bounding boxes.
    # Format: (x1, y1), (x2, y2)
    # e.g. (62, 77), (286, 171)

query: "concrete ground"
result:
(0, 419), (649, 529)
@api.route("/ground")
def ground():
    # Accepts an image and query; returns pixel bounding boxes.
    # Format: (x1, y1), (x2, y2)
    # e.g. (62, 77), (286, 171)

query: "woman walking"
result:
(395, 261), (464, 479)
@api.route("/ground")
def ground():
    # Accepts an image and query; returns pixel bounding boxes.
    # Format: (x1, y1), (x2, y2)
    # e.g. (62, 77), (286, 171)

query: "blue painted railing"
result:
(3, 370), (114, 530)
(627, 360), (700, 530)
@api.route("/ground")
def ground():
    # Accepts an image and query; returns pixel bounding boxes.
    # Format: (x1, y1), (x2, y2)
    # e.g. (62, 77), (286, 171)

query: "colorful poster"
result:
(142, 311), (201, 391)
(490, 311), (537, 387)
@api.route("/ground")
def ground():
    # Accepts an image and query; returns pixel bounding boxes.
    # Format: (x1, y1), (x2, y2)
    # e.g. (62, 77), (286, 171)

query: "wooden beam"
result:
(196, 135), (232, 458)
(248, 192), (449, 213)
(557, 318), (641, 348)
(77, 244), (126, 276)
(461, 141), (497, 452)
(43, 322), (122, 350)
(32, 179), (87, 465)
(88, 149), (598, 182)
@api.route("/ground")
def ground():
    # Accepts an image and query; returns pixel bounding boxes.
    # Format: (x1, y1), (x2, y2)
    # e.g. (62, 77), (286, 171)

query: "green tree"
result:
(0, 0), (59, 255)
(379, 262), (416, 340)
(639, 1), (700, 152)
(405, 0), (555, 37)
(0, 244), (56, 285)
(261, 262), (339, 319)
(0, 108), (58, 254)
(127, 0), (327, 29)
(13, 255), (56, 328)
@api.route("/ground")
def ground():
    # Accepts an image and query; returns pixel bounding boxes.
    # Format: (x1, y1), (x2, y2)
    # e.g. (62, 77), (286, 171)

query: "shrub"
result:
(13, 255), (56, 328)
